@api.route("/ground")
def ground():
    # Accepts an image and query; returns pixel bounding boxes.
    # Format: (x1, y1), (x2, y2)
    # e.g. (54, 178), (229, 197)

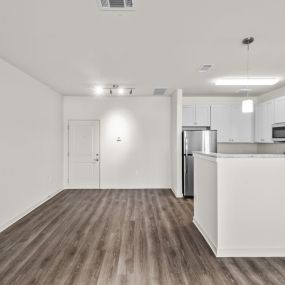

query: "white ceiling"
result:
(0, 0), (285, 97)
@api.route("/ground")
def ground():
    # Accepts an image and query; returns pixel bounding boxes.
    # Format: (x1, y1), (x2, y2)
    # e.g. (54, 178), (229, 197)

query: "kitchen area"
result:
(182, 93), (285, 257)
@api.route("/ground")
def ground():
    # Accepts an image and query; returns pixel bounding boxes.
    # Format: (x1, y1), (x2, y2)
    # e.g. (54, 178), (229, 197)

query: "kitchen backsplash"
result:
(258, 143), (285, 154)
(218, 143), (285, 154)
(218, 143), (258, 154)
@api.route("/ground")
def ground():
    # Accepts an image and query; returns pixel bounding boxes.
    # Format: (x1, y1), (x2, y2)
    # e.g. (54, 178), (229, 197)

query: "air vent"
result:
(153, 88), (167, 96)
(199, 64), (214, 72)
(98, 0), (135, 10)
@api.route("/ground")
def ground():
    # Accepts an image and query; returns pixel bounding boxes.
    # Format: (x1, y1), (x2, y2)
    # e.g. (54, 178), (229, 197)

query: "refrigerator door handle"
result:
(183, 156), (186, 196)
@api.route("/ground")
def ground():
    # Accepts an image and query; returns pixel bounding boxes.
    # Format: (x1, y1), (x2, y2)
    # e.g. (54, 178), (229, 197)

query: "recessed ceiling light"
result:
(215, 78), (280, 86)
(94, 86), (104, 95)
(118, 88), (125, 95)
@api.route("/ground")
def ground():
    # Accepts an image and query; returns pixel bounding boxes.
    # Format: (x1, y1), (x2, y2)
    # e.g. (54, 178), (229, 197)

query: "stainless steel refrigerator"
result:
(183, 130), (217, 197)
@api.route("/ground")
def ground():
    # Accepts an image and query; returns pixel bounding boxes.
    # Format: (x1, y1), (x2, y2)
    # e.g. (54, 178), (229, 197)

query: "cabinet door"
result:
(211, 105), (231, 142)
(182, 105), (196, 126)
(231, 104), (253, 143)
(274, 97), (285, 123)
(255, 101), (274, 143)
(195, 105), (211, 126)
(263, 101), (274, 143)
(255, 104), (264, 143)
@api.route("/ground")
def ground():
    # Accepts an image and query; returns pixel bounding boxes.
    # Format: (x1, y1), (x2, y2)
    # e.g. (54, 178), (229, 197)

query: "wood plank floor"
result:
(1, 189), (285, 285)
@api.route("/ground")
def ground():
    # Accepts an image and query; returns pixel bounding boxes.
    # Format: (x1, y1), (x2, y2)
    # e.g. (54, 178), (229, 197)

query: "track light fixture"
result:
(94, 85), (135, 96)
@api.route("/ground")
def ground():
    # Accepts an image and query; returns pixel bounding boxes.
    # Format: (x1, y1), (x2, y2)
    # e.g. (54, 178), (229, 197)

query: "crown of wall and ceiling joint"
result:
(98, 0), (135, 10)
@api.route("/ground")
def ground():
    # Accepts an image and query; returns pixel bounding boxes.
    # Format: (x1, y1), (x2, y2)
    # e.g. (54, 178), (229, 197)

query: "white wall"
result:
(171, 90), (183, 198)
(258, 85), (285, 103)
(0, 58), (63, 232)
(64, 96), (171, 189)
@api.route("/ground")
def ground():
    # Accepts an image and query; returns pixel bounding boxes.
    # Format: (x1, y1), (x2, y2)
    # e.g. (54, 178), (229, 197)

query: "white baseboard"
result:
(217, 248), (285, 257)
(0, 188), (63, 233)
(170, 188), (184, 198)
(65, 186), (172, 190)
(193, 218), (217, 256)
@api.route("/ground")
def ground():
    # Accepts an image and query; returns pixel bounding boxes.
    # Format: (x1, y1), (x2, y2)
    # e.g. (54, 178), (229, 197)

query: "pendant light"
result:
(242, 37), (254, 113)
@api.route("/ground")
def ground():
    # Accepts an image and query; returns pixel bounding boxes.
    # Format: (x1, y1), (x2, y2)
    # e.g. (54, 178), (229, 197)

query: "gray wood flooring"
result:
(0, 189), (285, 284)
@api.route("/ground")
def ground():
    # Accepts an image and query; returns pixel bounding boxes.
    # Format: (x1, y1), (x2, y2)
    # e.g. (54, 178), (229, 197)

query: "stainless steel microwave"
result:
(272, 123), (285, 142)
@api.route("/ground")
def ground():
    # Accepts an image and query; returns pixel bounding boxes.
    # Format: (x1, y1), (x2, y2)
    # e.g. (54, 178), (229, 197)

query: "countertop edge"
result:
(193, 152), (285, 159)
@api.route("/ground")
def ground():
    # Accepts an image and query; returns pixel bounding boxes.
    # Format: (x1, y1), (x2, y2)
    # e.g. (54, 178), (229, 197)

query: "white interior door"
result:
(68, 121), (100, 188)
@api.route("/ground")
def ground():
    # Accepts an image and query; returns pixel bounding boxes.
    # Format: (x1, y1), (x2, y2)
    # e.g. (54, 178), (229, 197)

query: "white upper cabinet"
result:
(195, 105), (211, 126)
(231, 104), (254, 143)
(211, 104), (253, 143)
(211, 105), (231, 142)
(274, 96), (285, 123)
(255, 101), (274, 143)
(182, 105), (196, 126)
(183, 104), (210, 126)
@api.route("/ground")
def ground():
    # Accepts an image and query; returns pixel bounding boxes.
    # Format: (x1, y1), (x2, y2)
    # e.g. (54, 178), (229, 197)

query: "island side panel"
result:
(217, 158), (285, 257)
(193, 156), (218, 255)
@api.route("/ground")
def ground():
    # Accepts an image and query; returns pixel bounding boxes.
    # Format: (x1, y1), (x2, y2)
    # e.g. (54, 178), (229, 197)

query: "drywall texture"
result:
(64, 96), (172, 189)
(171, 89), (183, 197)
(0, 58), (63, 231)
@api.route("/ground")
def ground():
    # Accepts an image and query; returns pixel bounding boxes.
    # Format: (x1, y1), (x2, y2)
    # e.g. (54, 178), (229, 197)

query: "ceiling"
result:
(0, 0), (285, 97)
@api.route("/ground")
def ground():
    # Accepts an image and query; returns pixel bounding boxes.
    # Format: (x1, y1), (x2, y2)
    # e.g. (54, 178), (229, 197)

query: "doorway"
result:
(68, 120), (100, 188)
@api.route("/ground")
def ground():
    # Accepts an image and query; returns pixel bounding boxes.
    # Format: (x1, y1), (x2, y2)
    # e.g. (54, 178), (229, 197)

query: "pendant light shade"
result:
(242, 99), (254, 113)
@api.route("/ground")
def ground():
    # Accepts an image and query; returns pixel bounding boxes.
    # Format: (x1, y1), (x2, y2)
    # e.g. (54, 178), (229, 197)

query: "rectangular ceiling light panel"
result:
(215, 78), (280, 86)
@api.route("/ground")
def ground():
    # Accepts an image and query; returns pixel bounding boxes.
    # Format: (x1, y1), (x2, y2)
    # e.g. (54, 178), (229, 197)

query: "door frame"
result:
(67, 119), (101, 189)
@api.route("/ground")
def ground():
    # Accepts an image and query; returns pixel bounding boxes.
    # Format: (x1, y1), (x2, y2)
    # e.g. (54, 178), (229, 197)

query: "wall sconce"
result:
(116, 137), (122, 142)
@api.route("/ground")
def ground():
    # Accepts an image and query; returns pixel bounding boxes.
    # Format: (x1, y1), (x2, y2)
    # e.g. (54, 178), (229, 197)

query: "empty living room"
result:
(1, 0), (285, 284)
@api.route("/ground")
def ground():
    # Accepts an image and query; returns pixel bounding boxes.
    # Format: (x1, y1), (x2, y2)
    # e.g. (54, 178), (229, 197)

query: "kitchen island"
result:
(193, 152), (285, 257)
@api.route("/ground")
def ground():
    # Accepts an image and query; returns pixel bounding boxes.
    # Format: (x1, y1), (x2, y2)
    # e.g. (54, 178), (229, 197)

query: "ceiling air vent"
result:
(199, 64), (214, 72)
(98, 0), (135, 10)
(153, 88), (167, 96)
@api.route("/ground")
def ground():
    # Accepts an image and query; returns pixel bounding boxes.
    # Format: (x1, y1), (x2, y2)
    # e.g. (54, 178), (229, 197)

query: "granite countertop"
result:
(193, 151), (285, 158)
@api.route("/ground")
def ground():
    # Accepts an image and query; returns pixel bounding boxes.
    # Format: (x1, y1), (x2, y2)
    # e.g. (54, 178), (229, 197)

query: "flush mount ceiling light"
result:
(215, 77), (279, 86)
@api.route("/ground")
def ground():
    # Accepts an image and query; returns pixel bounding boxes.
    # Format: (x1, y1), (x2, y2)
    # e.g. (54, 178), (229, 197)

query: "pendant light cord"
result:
(246, 42), (250, 99)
